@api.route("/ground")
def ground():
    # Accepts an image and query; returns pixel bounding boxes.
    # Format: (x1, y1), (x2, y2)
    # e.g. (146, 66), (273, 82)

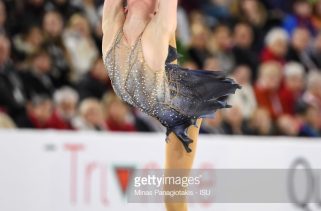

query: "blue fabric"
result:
(283, 15), (316, 36)
(160, 47), (240, 152)
(283, 15), (298, 36)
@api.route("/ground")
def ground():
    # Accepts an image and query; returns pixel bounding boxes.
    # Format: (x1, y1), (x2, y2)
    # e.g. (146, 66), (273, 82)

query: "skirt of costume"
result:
(104, 30), (241, 153)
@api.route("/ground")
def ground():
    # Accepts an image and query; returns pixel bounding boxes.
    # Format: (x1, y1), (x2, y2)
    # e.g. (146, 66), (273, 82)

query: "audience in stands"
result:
(279, 62), (305, 115)
(102, 93), (137, 132)
(19, 50), (54, 98)
(0, 34), (26, 121)
(287, 27), (318, 71)
(254, 62), (283, 120)
(16, 95), (53, 129)
(228, 65), (257, 119)
(49, 87), (78, 130)
(0, 0), (319, 137)
(73, 98), (105, 131)
(261, 28), (289, 65)
(77, 58), (111, 100)
(63, 14), (98, 81)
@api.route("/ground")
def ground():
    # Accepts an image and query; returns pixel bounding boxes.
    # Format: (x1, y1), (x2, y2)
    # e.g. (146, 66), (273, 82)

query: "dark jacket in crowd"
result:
(44, 39), (72, 88)
(0, 62), (26, 120)
(77, 72), (111, 100)
(19, 70), (54, 99)
(232, 46), (259, 80)
(286, 45), (319, 72)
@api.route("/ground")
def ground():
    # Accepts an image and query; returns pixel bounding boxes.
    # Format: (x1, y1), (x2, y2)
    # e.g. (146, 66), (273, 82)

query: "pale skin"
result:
(102, 1), (202, 210)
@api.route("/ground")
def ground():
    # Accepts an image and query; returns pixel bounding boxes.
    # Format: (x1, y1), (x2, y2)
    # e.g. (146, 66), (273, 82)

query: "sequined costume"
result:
(104, 30), (241, 152)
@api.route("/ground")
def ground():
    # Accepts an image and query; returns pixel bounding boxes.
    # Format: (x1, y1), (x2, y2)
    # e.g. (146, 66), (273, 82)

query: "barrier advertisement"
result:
(0, 130), (320, 211)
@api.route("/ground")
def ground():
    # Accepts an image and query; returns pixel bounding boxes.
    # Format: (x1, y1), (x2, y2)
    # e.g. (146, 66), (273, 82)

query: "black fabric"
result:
(43, 39), (72, 88)
(15, 113), (35, 129)
(77, 73), (111, 100)
(19, 70), (54, 99)
(232, 46), (259, 80)
(0, 63), (26, 120)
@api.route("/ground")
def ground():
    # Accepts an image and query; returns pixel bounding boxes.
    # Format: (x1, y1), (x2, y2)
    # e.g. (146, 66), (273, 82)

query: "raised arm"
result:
(102, 0), (124, 33)
(101, 0), (125, 56)
(140, 0), (178, 71)
(153, 0), (178, 34)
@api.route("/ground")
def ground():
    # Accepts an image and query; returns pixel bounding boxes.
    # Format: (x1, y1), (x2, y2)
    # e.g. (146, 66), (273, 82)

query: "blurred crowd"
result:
(0, 0), (320, 137)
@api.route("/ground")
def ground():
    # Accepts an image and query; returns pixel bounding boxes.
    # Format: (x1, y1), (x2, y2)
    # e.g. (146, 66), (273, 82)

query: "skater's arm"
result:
(102, 0), (124, 34)
(101, 0), (125, 57)
(152, 0), (178, 34)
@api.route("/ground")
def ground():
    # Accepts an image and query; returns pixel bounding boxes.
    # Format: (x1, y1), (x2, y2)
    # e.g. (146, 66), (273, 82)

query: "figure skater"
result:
(102, 0), (240, 152)
(102, 1), (240, 210)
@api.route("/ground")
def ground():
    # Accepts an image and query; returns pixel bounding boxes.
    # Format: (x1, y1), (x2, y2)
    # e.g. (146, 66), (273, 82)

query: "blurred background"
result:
(0, 0), (320, 138)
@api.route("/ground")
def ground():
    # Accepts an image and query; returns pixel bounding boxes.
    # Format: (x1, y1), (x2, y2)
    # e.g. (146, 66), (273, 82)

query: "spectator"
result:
(81, 0), (101, 31)
(276, 114), (300, 136)
(286, 27), (318, 71)
(295, 101), (321, 137)
(63, 14), (98, 81)
(21, 0), (46, 27)
(77, 58), (111, 100)
(202, 0), (231, 22)
(12, 25), (44, 62)
(200, 111), (225, 134)
(2, 0), (321, 137)
(72, 98), (106, 131)
(182, 60), (198, 70)
(302, 71), (321, 124)
(210, 24), (235, 74)
(232, 0), (268, 30)
(312, 0), (321, 31)
(228, 65), (257, 119)
(47, 87), (79, 130)
(283, 0), (315, 36)
(46, 0), (82, 22)
(16, 95), (53, 129)
(187, 12), (210, 68)
(42, 10), (72, 88)
(0, 0), (6, 34)
(19, 50), (54, 98)
(246, 108), (274, 135)
(203, 56), (221, 71)
(0, 35), (26, 120)
(261, 28), (289, 65)
(231, 0), (272, 51)
(180, 0), (202, 13)
(279, 62), (305, 115)
(3, 1), (25, 36)
(232, 22), (259, 79)
(254, 62), (283, 119)
(261, 0), (292, 13)
(134, 110), (165, 132)
(102, 92), (137, 132)
(0, 112), (16, 129)
(222, 106), (247, 135)
(311, 32), (321, 69)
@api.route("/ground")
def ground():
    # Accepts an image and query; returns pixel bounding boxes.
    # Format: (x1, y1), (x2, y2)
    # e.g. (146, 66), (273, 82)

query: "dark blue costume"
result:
(104, 30), (241, 152)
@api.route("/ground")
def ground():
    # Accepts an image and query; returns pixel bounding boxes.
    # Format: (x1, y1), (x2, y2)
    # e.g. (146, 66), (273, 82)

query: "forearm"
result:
(154, 0), (178, 34)
(102, 0), (124, 33)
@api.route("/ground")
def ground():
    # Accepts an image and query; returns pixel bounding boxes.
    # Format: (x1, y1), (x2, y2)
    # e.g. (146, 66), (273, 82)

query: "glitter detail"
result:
(104, 29), (241, 152)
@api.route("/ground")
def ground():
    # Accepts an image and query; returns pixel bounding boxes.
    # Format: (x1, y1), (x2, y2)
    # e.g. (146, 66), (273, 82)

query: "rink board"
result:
(0, 130), (320, 211)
